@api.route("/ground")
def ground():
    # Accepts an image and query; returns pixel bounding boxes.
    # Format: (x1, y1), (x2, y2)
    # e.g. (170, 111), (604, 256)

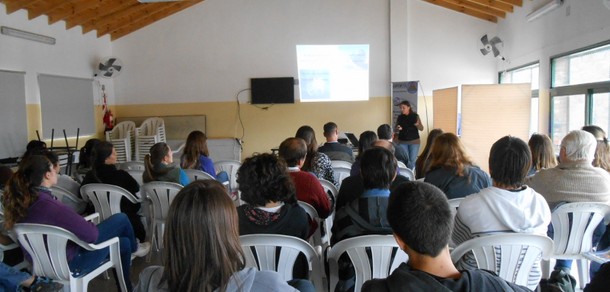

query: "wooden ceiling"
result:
(0, 0), (204, 41)
(0, 0), (521, 41)
(424, 0), (523, 23)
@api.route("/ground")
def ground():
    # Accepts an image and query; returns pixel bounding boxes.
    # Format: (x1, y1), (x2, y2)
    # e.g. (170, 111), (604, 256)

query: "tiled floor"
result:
(89, 249), (162, 292)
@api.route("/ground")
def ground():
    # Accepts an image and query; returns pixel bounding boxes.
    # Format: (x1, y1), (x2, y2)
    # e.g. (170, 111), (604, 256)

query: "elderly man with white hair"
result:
(527, 129), (610, 275)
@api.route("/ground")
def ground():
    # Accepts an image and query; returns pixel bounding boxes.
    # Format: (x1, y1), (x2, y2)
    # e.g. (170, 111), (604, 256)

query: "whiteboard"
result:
(0, 70), (28, 159)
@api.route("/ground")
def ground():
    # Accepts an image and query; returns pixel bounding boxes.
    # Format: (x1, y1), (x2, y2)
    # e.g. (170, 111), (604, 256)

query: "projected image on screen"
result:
(296, 45), (369, 102)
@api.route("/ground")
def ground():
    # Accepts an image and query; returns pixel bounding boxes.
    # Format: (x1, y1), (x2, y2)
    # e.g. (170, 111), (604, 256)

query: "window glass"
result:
(552, 43), (610, 87)
(592, 92), (610, 133)
(499, 63), (539, 134)
(552, 94), (586, 146)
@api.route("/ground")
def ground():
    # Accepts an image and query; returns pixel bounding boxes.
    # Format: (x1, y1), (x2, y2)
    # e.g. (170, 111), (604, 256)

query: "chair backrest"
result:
(318, 178), (338, 204)
(331, 167), (351, 187)
(183, 168), (215, 181)
(318, 178), (338, 243)
(447, 198), (464, 218)
(50, 186), (87, 215)
(331, 160), (353, 169)
(213, 160), (241, 192)
(141, 181), (183, 222)
(106, 121), (136, 140)
(106, 121), (136, 162)
(298, 201), (325, 248)
(450, 233), (553, 290)
(550, 202), (610, 257)
(240, 234), (323, 290)
(80, 183), (139, 221)
(397, 163), (414, 181)
(117, 161), (145, 170)
(125, 169), (144, 186)
(327, 235), (408, 292)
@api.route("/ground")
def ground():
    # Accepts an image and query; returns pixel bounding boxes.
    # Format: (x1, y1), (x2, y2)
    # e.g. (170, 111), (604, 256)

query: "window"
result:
(550, 41), (610, 145)
(499, 63), (539, 135)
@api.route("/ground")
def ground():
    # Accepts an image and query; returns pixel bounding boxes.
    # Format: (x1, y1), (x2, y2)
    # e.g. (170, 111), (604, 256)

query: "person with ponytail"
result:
(74, 138), (101, 182)
(143, 142), (190, 186)
(2, 155), (146, 292)
(81, 141), (149, 246)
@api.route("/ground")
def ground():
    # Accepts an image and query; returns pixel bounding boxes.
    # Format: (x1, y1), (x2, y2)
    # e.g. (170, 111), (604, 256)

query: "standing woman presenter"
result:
(395, 100), (423, 169)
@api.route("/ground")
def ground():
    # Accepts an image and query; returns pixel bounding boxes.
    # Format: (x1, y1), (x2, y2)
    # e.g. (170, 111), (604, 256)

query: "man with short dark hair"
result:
(318, 122), (354, 163)
(362, 182), (530, 292)
(377, 124), (409, 167)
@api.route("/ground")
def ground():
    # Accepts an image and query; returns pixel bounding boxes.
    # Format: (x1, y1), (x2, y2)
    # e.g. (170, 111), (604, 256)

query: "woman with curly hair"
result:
(135, 180), (305, 292)
(527, 133), (557, 176)
(295, 125), (338, 188)
(180, 130), (229, 182)
(236, 153), (309, 240)
(424, 133), (491, 199)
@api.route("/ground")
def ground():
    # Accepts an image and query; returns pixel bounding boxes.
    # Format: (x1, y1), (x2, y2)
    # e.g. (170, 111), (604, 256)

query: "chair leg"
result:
(577, 259), (589, 289)
(541, 259), (551, 279)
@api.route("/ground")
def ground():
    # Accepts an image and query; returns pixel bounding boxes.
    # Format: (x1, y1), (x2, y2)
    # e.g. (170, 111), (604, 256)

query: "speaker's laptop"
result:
(344, 132), (359, 148)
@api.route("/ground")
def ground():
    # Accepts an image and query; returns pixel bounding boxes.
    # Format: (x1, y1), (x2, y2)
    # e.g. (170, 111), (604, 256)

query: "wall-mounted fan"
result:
(97, 57), (123, 78)
(480, 35), (503, 58)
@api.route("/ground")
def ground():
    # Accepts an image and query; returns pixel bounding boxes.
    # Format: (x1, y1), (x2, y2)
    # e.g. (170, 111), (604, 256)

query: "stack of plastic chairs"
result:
(105, 121), (136, 163)
(135, 118), (166, 162)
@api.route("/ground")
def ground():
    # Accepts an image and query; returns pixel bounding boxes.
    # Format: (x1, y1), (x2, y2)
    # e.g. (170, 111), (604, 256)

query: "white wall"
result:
(0, 4), (114, 105)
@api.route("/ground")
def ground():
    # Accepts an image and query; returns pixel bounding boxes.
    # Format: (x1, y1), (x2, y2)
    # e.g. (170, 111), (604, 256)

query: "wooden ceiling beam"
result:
(110, 1), (203, 40)
(446, 0), (506, 18)
(464, 0), (513, 13)
(26, 0), (65, 20)
(424, 0), (498, 22)
(48, 0), (102, 25)
(496, 0), (522, 6)
(65, 0), (133, 30)
(2, 0), (44, 14)
(82, 3), (158, 34)
(95, 3), (169, 37)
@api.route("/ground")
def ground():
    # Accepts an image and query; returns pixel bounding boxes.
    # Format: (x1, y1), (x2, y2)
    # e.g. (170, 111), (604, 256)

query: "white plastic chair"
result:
(331, 160), (353, 169)
(213, 160), (241, 193)
(298, 201), (326, 250)
(80, 184), (140, 222)
(397, 161), (415, 181)
(117, 161), (145, 171)
(543, 202), (610, 289)
(451, 233), (553, 290)
(183, 168), (215, 181)
(447, 198), (464, 248)
(331, 166), (351, 188)
(135, 118), (166, 162)
(13, 223), (128, 292)
(124, 169), (144, 186)
(106, 121), (136, 163)
(327, 235), (408, 292)
(240, 234), (323, 291)
(0, 208), (30, 271)
(141, 182), (183, 252)
(318, 178), (338, 243)
(51, 185), (87, 215)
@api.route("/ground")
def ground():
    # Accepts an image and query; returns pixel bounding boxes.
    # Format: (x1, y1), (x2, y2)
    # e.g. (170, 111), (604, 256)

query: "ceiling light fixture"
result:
(1, 26), (56, 45)
(526, 0), (563, 22)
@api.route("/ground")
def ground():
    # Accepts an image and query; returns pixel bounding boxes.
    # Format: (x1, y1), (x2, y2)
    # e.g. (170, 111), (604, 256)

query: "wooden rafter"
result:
(425, 0), (498, 22)
(464, 0), (513, 13)
(48, 0), (102, 25)
(446, 0), (506, 18)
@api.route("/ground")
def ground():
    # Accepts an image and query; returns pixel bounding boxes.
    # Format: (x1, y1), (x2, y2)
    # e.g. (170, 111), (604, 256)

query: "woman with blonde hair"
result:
(180, 130), (229, 182)
(424, 133), (491, 199)
(527, 133), (557, 176)
(582, 125), (610, 172)
(143, 142), (190, 186)
(135, 180), (311, 292)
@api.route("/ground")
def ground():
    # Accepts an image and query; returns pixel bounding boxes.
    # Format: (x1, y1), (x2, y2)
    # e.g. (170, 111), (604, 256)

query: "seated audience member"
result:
(279, 138), (332, 229)
(332, 147), (395, 245)
(295, 125), (339, 188)
(81, 141), (148, 245)
(582, 125), (610, 172)
(135, 180), (311, 292)
(424, 133), (491, 199)
(74, 138), (101, 182)
(527, 130), (610, 274)
(318, 122), (354, 163)
(20, 140), (47, 163)
(335, 142), (409, 212)
(415, 128), (443, 179)
(350, 131), (378, 176)
(3, 155), (148, 292)
(236, 153), (309, 240)
(0, 262), (63, 292)
(377, 124), (409, 167)
(143, 142), (190, 186)
(180, 130), (229, 183)
(453, 136), (551, 289)
(362, 182), (530, 292)
(528, 133), (557, 176)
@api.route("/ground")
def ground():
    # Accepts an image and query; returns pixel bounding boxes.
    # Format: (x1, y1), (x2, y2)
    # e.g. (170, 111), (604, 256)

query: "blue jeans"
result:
(0, 262), (30, 291)
(400, 143), (420, 170)
(68, 213), (137, 291)
(216, 171), (230, 184)
(287, 279), (315, 292)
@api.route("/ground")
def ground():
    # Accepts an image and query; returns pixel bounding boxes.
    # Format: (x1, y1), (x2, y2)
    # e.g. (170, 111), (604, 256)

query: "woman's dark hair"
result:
(489, 136), (531, 188)
(582, 125), (610, 172)
(77, 139), (101, 170)
(0, 165), (14, 188)
(415, 129), (444, 179)
(20, 140), (48, 165)
(399, 100), (416, 114)
(3, 155), (52, 229)
(356, 131), (378, 160)
(181, 131), (210, 170)
(361, 147), (397, 190)
(528, 133), (557, 172)
(143, 142), (171, 183)
(90, 141), (115, 183)
(428, 133), (473, 177)
(162, 180), (245, 292)
(237, 153), (296, 206)
(295, 125), (319, 172)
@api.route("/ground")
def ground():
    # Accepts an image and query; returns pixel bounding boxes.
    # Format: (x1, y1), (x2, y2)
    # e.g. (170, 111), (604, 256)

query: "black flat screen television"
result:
(251, 77), (295, 104)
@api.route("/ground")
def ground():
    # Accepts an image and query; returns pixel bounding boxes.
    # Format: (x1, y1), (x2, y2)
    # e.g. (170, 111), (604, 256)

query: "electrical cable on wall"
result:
(235, 88), (250, 143)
